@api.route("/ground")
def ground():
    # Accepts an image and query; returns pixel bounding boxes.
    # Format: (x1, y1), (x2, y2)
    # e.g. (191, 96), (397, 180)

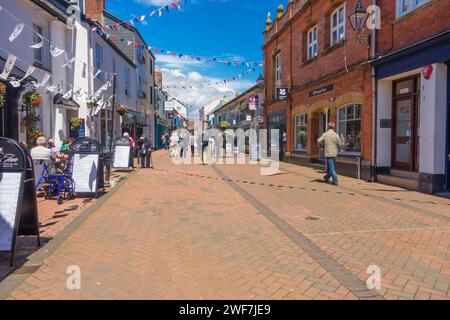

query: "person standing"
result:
(317, 122), (341, 186)
(123, 132), (136, 167)
(138, 135), (152, 169)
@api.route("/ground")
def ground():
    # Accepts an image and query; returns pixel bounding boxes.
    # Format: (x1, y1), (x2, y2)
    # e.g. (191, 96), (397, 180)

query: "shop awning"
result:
(122, 110), (148, 127)
(53, 93), (80, 109)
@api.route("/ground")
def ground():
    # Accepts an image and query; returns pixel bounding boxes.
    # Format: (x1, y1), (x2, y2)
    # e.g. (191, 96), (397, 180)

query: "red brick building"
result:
(263, 0), (450, 191)
(264, 0), (375, 179)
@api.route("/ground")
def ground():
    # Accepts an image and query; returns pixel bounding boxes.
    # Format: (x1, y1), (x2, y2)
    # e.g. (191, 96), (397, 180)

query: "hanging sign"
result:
(249, 94), (259, 111)
(0, 137), (40, 266)
(276, 88), (289, 100)
(113, 137), (132, 170)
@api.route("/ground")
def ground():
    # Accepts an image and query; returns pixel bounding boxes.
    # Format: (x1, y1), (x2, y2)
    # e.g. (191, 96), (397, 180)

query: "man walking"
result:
(317, 122), (341, 186)
(138, 135), (153, 169)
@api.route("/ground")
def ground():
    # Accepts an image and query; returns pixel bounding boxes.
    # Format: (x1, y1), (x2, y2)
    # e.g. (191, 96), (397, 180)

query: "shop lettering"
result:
(0, 153), (19, 164)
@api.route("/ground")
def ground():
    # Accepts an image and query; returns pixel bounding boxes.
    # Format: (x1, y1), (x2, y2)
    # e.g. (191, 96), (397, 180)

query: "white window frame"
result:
(295, 114), (308, 151)
(307, 25), (318, 60)
(95, 42), (103, 81)
(396, 0), (431, 18)
(275, 53), (281, 95)
(33, 24), (44, 66)
(330, 3), (346, 46)
(336, 103), (362, 155)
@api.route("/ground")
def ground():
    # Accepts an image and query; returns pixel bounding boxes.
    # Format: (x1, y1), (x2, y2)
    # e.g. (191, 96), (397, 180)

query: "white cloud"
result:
(160, 67), (255, 110)
(155, 54), (206, 71)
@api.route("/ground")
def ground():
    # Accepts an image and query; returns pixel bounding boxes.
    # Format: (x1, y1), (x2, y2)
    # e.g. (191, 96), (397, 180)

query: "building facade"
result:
(372, 0), (450, 193)
(264, 0), (373, 176)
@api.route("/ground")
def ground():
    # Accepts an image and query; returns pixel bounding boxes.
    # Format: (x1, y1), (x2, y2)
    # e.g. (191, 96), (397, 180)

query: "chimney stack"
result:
(84, 0), (106, 24)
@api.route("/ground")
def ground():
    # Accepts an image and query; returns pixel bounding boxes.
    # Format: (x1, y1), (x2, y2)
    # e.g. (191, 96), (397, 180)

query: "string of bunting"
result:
(150, 47), (263, 68)
(162, 68), (258, 90)
(0, 45), (113, 106)
(91, 0), (184, 33)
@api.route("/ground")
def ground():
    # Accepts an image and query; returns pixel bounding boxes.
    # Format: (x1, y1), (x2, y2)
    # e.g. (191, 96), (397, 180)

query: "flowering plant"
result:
(0, 82), (6, 108)
(27, 128), (44, 142)
(87, 97), (100, 109)
(21, 113), (41, 128)
(24, 91), (42, 108)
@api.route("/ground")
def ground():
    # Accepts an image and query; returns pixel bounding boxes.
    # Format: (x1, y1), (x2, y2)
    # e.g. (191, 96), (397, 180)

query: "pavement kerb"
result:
(0, 169), (139, 300)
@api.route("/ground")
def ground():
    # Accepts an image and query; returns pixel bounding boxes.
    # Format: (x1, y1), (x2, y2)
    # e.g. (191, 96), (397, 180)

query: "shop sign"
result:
(249, 95), (259, 111)
(308, 84), (334, 97)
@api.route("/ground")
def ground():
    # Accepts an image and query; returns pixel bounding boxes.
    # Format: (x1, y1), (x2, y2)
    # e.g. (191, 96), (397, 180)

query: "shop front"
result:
(122, 109), (148, 141)
(373, 30), (450, 194)
(267, 109), (287, 161)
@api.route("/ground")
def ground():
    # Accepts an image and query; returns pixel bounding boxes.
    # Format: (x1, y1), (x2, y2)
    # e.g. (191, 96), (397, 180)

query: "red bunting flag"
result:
(171, 2), (177, 9)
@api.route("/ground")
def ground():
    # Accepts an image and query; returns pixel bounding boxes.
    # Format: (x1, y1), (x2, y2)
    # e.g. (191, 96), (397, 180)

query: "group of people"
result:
(123, 132), (153, 169)
(27, 136), (75, 162)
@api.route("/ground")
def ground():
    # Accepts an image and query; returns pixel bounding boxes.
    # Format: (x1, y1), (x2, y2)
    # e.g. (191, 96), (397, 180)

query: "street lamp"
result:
(256, 74), (265, 89)
(348, 0), (369, 42)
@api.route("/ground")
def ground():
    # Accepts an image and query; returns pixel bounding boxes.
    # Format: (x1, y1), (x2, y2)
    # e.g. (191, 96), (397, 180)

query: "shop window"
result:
(337, 104), (361, 153)
(396, 0), (431, 18)
(330, 3), (346, 46)
(125, 67), (130, 96)
(295, 114), (308, 151)
(307, 26), (318, 60)
(33, 24), (44, 66)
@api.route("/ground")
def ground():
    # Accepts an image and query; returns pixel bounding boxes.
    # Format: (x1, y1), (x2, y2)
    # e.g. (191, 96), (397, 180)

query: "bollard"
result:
(103, 152), (112, 187)
(357, 156), (361, 180)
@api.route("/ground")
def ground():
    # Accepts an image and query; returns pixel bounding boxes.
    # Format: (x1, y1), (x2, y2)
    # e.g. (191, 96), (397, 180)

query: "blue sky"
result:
(107, 0), (286, 109)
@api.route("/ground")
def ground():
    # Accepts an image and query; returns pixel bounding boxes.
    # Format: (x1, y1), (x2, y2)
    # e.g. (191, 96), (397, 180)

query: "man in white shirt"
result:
(30, 136), (52, 160)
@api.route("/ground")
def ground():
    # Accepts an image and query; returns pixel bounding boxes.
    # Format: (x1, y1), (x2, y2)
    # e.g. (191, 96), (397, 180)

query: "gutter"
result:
(371, 0), (378, 182)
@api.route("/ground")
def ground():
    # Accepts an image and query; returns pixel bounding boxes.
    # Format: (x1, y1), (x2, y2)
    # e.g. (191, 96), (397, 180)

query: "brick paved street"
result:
(1, 150), (449, 300)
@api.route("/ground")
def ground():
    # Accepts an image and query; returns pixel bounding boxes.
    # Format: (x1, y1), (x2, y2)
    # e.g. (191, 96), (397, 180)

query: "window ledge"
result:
(393, 0), (437, 24)
(321, 41), (345, 56)
(301, 56), (317, 67)
(337, 152), (362, 158)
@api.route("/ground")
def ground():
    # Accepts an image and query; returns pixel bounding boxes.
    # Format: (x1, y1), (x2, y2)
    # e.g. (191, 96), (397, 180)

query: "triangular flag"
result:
(0, 54), (17, 80)
(9, 23), (25, 42)
(165, 5), (169, 13)
(30, 34), (44, 49)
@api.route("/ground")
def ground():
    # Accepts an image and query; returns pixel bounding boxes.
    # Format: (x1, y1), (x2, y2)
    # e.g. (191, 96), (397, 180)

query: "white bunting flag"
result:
(62, 53), (76, 69)
(9, 23), (25, 42)
(50, 45), (65, 57)
(158, 8), (162, 17)
(46, 85), (56, 93)
(0, 54), (17, 80)
(30, 34), (44, 49)
(36, 72), (51, 88)
(63, 87), (73, 99)
(93, 69), (102, 79)
(9, 79), (21, 88)
(18, 66), (36, 82)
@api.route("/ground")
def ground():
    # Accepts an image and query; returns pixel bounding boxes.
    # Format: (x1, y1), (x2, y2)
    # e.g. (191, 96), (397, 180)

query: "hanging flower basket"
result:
(26, 128), (44, 142)
(87, 97), (100, 109)
(116, 105), (129, 116)
(24, 91), (42, 109)
(70, 117), (83, 130)
(219, 120), (231, 131)
(21, 113), (41, 129)
(0, 82), (6, 109)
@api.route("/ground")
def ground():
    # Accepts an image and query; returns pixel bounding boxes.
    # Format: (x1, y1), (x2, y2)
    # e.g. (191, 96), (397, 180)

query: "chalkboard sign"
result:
(113, 137), (132, 170)
(0, 137), (40, 266)
(71, 137), (103, 198)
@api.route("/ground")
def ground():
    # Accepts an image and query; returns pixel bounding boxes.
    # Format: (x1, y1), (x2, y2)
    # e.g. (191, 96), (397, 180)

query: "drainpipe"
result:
(370, 0), (378, 182)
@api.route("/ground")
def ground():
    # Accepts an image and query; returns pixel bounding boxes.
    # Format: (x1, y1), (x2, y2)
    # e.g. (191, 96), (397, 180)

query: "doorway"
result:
(392, 76), (420, 171)
(446, 62), (450, 190)
(318, 110), (330, 160)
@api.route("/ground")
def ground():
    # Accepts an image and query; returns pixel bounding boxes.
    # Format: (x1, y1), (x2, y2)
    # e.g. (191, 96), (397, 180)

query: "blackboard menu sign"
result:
(113, 137), (132, 170)
(71, 137), (103, 197)
(0, 137), (40, 266)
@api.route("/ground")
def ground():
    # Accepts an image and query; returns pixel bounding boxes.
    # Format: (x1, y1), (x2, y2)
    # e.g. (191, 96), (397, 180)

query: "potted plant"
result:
(27, 128), (44, 143)
(21, 113), (41, 129)
(70, 117), (83, 130)
(116, 105), (129, 116)
(0, 82), (6, 109)
(24, 91), (42, 109)
(87, 97), (100, 109)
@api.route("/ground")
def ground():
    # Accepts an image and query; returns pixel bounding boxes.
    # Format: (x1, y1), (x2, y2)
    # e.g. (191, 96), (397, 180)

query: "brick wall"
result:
(377, 0), (450, 55)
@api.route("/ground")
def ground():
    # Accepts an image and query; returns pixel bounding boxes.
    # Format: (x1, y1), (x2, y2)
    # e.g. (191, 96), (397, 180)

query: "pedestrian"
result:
(137, 135), (153, 169)
(317, 122), (341, 186)
(48, 139), (60, 157)
(169, 132), (179, 158)
(59, 137), (75, 160)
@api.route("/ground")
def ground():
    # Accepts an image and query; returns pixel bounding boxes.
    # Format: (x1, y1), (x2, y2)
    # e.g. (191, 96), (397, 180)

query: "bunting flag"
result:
(19, 65), (36, 82)
(50, 45), (65, 57)
(91, 1), (183, 32)
(8, 23), (24, 42)
(30, 34), (43, 49)
(36, 72), (51, 88)
(0, 53), (17, 80)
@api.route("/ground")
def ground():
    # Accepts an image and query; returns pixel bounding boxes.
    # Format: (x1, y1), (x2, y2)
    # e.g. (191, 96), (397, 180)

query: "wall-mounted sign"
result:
(308, 84), (334, 97)
(421, 65), (433, 80)
(276, 88), (289, 100)
(246, 115), (252, 122)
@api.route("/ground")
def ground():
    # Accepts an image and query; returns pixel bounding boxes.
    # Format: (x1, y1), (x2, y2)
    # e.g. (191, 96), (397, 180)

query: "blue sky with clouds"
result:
(107, 0), (285, 108)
